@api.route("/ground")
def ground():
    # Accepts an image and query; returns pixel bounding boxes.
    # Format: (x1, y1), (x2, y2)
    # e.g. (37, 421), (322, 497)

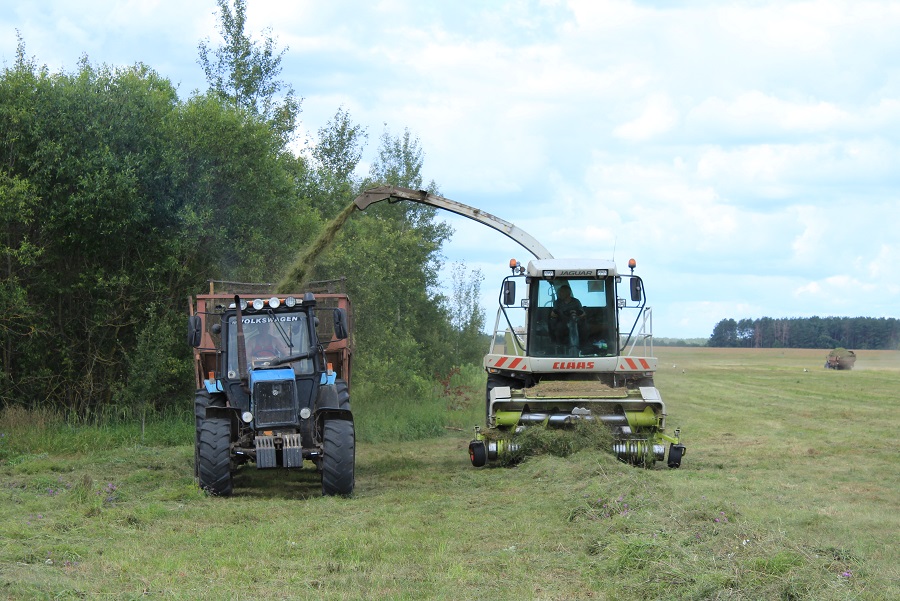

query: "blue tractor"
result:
(187, 282), (355, 496)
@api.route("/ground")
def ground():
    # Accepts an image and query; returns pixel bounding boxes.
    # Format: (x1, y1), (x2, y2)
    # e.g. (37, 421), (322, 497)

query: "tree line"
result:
(0, 0), (486, 418)
(708, 316), (900, 350)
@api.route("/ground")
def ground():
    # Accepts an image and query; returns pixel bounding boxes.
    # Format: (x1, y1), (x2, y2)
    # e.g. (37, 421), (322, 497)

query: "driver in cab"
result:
(248, 322), (290, 362)
(548, 284), (585, 343)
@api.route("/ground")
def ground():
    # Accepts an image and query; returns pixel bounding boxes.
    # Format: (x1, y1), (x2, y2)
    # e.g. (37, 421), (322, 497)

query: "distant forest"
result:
(708, 317), (900, 350)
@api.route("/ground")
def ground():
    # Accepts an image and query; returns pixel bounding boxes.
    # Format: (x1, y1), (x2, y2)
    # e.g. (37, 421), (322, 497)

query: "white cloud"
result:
(694, 140), (900, 203)
(716, 3), (840, 54)
(613, 93), (679, 141)
(789, 205), (829, 263)
(688, 92), (849, 138)
(793, 274), (873, 316)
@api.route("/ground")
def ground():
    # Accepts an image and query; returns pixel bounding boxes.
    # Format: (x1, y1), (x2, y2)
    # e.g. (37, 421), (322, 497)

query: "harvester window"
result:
(529, 279), (615, 358)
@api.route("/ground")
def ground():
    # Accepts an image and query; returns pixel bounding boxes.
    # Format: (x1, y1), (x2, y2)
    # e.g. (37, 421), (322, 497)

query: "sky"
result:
(3, 0), (899, 338)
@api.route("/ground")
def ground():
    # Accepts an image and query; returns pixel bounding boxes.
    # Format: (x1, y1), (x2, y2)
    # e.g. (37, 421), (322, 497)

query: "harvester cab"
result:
(187, 281), (355, 496)
(354, 186), (684, 468)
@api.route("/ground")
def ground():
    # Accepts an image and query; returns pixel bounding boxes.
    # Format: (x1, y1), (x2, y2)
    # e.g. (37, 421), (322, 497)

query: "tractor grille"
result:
(253, 379), (297, 427)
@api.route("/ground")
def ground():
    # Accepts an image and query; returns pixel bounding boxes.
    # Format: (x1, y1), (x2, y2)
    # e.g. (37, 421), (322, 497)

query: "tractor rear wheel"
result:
(321, 419), (355, 496)
(198, 417), (233, 496)
(194, 390), (225, 478)
(335, 378), (351, 410)
(317, 378), (351, 411)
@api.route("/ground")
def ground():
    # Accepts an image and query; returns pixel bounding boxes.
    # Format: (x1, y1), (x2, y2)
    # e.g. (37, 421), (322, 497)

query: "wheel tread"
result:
(198, 418), (233, 496)
(321, 419), (354, 496)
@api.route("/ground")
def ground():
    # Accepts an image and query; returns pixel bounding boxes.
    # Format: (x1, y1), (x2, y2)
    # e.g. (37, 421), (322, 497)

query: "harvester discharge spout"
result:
(353, 185), (554, 260)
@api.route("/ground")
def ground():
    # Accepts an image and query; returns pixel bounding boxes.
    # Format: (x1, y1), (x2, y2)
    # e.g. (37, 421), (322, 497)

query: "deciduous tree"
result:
(197, 0), (300, 140)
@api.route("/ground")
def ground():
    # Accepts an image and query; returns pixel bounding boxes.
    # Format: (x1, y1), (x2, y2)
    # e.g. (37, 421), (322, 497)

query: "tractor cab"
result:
(226, 310), (314, 372)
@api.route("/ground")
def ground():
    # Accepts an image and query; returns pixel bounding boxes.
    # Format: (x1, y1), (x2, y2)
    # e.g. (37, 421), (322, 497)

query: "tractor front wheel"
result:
(321, 419), (355, 496)
(198, 418), (233, 496)
(194, 390), (225, 478)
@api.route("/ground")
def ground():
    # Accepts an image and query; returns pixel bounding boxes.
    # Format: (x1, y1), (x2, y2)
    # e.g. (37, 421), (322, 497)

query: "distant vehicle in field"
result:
(825, 348), (856, 370)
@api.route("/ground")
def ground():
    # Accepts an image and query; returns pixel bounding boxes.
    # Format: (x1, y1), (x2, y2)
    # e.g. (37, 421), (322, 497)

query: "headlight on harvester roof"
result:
(596, 269), (608, 277)
(542, 269), (555, 278)
(252, 298), (265, 311)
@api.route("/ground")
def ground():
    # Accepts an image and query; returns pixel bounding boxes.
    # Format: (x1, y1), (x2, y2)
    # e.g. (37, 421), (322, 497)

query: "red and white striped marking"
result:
(619, 357), (651, 371)
(491, 356), (527, 370)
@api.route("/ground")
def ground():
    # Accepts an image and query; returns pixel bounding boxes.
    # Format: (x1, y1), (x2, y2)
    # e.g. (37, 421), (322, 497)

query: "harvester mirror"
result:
(503, 281), (516, 306)
(187, 315), (202, 347)
(333, 308), (349, 340)
(630, 277), (643, 302)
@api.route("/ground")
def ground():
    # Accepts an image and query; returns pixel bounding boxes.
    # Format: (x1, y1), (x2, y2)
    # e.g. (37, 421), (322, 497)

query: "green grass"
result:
(1, 348), (898, 599)
(351, 362), (485, 443)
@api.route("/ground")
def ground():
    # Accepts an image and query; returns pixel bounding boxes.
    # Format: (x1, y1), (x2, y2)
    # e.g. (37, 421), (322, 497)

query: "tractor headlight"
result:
(284, 296), (297, 308)
(241, 411), (253, 423)
(252, 298), (265, 310)
(268, 296), (280, 309)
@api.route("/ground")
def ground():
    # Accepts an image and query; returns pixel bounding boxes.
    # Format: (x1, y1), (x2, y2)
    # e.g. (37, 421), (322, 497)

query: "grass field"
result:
(1, 348), (898, 599)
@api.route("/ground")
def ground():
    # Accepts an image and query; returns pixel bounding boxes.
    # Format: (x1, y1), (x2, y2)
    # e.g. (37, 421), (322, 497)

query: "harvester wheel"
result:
(322, 419), (355, 496)
(667, 444), (685, 469)
(198, 417), (233, 496)
(469, 440), (487, 467)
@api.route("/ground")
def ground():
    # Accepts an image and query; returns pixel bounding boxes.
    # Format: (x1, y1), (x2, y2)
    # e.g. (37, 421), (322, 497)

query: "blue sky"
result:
(3, 0), (899, 338)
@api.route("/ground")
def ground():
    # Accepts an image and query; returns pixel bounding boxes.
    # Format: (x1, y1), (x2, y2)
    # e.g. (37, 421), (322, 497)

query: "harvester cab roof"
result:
(524, 258), (619, 278)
